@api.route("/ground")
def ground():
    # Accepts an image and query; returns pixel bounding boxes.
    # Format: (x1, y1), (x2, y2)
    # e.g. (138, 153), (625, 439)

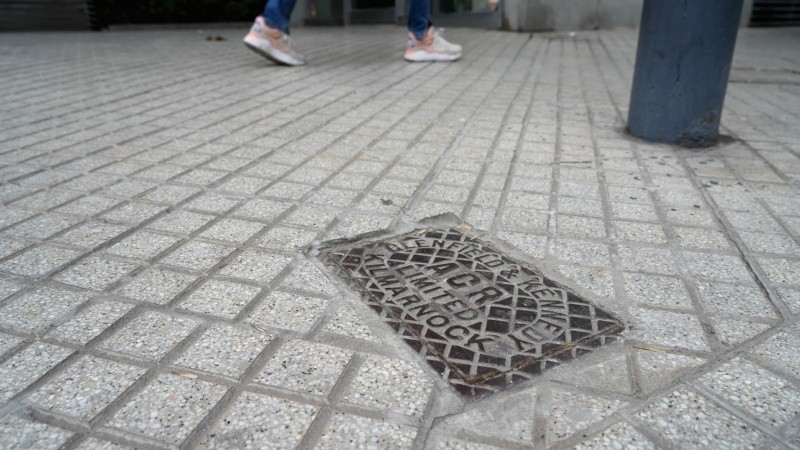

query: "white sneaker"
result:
(404, 28), (462, 62)
(243, 16), (305, 66)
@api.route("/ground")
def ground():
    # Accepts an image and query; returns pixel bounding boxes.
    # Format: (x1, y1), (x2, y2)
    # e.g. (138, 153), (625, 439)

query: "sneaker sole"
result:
(404, 51), (461, 62)
(243, 36), (304, 66)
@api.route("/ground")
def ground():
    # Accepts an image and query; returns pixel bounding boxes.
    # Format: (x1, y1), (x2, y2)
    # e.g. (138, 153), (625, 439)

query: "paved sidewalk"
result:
(0, 24), (799, 449)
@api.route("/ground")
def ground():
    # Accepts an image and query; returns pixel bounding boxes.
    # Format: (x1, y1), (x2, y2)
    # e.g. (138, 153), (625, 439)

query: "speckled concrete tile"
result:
(321, 304), (380, 342)
(53, 222), (128, 249)
(198, 218), (265, 245)
(0, 332), (25, 355)
(756, 257), (800, 285)
(637, 387), (773, 448)
(548, 389), (626, 444)
(696, 358), (800, 429)
(105, 373), (227, 445)
(428, 435), (507, 450)
(253, 226), (321, 251)
(105, 231), (181, 261)
(627, 307), (708, 351)
(162, 240), (236, 272)
(247, 291), (327, 333)
(0, 287), (89, 333)
(75, 437), (132, 449)
(342, 354), (432, 417)
(0, 343), (73, 402)
(0, 244), (81, 277)
(217, 250), (292, 283)
(174, 324), (273, 379)
(635, 350), (706, 394)
(317, 412), (417, 449)
(709, 317), (773, 347)
(0, 415), (73, 450)
(176, 279), (261, 319)
(253, 339), (352, 396)
(278, 259), (338, 297)
(200, 391), (318, 448)
(574, 421), (656, 450)
(47, 300), (134, 344)
(115, 267), (197, 304)
(100, 310), (199, 361)
(55, 256), (139, 291)
(433, 390), (537, 443)
(623, 273), (693, 310)
(748, 324), (800, 379)
(696, 281), (777, 318)
(26, 355), (146, 420)
(616, 246), (677, 275)
(682, 252), (753, 283)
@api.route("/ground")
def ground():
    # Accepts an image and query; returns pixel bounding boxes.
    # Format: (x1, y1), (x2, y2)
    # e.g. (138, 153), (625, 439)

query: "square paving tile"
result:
(218, 250), (292, 284)
(317, 413), (417, 448)
(682, 252), (753, 283)
(637, 388), (773, 448)
(247, 291), (327, 333)
(0, 287), (90, 333)
(5, 213), (82, 240)
(55, 256), (139, 291)
(279, 260), (338, 298)
(342, 354), (432, 417)
(53, 221), (128, 249)
(626, 308), (708, 351)
(317, 221), (625, 397)
(0, 235), (28, 260)
(0, 332), (24, 355)
(100, 311), (199, 361)
(201, 392), (318, 448)
(0, 343), (73, 402)
(0, 415), (73, 450)
(27, 355), (146, 420)
(253, 339), (352, 396)
(162, 240), (235, 272)
(548, 389), (626, 443)
(623, 273), (693, 310)
(748, 324), (800, 379)
(198, 218), (265, 245)
(116, 267), (197, 304)
(177, 279), (260, 319)
(148, 210), (216, 235)
(105, 231), (181, 260)
(48, 300), (134, 344)
(254, 226), (320, 252)
(106, 373), (227, 445)
(100, 201), (167, 225)
(174, 324), (273, 379)
(0, 244), (81, 277)
(697, 358), (800, 429)
(696, 281), (776, 318)
(321, 305), (379, 342)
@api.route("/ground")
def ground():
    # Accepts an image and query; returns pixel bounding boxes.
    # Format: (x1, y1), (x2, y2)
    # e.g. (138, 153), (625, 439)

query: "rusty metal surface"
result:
(318, 225), (625, 397)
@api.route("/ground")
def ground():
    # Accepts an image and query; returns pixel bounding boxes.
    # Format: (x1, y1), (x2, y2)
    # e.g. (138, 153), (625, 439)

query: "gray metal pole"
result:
(627, 0), (745, 147)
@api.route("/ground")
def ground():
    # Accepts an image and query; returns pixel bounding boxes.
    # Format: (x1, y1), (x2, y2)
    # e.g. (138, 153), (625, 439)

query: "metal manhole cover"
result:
(316, 217), (625, 398)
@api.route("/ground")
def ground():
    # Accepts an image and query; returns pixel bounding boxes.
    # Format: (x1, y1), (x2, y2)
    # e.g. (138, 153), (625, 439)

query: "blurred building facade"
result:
(0, 0), (794, 32)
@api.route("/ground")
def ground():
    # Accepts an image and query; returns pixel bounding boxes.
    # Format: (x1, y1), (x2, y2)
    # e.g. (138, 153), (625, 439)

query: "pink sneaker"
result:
(243, 16), (305, 66)
(404, 28), (462, 62)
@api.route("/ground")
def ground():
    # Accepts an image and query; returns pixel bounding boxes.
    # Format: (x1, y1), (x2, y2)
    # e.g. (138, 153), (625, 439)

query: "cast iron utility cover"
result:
(317, 218), (624, 398)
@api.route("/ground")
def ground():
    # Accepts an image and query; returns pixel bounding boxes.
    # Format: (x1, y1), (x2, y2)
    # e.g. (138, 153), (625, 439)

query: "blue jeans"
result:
(263, 0), (431, 39)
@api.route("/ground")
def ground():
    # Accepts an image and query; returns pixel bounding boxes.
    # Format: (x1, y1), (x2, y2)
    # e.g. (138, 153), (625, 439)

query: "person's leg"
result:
(244, 0), (304, 66)
(262, 0), (297, 35)
(407, 0), (431, 40)
(404, 0), (462, 62)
